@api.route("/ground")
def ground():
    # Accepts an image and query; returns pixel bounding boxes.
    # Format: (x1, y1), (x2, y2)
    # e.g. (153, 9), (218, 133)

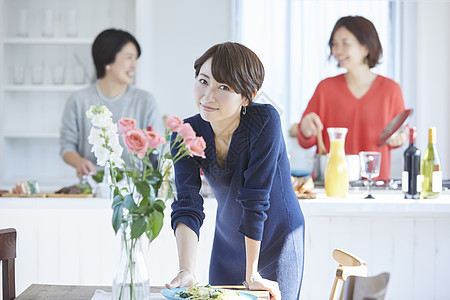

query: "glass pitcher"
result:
(325, 127), (349, 197)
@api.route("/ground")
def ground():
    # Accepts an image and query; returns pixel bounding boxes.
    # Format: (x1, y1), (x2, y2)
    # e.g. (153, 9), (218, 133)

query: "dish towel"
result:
(91, 290), (166, 300)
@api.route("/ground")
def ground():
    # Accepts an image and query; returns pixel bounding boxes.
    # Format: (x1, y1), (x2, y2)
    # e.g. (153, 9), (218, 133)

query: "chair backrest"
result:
(342, 272), (390, 300)
(0, 228), (16, 300)
(330, 249), (368, 300)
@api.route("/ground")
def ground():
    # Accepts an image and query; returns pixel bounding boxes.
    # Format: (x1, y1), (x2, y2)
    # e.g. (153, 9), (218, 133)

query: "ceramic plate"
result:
(161, 287), (258, 300)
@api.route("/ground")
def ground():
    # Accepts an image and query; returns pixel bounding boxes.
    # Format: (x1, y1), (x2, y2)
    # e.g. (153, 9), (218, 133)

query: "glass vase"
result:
(95, 163), (112, 198)
(112, 215), (150, 300)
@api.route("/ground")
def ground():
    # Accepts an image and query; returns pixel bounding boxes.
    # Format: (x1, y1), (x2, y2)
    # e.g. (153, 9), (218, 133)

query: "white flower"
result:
(91, 113), (113, 128)
(110, 151), (124, 168)
(88, 127), (104, 147)
(94, 146), (110, 166)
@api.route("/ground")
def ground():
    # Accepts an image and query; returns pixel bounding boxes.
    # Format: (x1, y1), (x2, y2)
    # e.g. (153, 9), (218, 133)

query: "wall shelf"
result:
(4, 84), (89, 92)
(3, 132), (59, 138)
(4, 37), (92, 45)
(0, 0), (137, 185)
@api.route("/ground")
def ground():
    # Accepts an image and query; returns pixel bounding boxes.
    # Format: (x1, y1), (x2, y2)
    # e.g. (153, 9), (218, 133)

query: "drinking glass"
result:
(359, 151), (381, 199)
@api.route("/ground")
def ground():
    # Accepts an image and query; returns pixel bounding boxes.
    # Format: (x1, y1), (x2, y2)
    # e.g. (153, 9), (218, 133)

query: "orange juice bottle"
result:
(325, 127), (349, 197)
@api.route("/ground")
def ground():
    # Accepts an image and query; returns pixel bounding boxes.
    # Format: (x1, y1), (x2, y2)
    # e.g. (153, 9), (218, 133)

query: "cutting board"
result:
(1, 193), (47, 198)
(46, 193), (94, 198)
(212, 285), (270, 299)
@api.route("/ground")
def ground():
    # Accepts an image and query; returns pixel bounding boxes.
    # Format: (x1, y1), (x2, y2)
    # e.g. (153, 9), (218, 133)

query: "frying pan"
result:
(377, 109), (413, 146)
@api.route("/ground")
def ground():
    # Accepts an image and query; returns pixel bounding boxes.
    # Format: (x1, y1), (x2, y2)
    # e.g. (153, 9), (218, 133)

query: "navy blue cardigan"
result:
(171, 104), (304, 298)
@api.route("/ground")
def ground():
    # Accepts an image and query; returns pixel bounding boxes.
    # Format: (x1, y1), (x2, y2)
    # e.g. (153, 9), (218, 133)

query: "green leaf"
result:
(112, 194), (123, 209)
(131, 216), (147, 239)
(147, 210), (164, 242)
(92, 170), (104, 183)
(123, 194), (137, 211)
(164, 152), (173, 160)
(135, 181), (151, 197)
(115, 169), (124, 182)
(134, 197), (152, 214)
(153, 199), (165, 212)
(112, 205), (123, 234)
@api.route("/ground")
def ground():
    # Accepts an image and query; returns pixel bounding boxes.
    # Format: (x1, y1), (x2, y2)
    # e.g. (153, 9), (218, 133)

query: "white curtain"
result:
(233, 0), (393, 128)
(233, 0), (395, 172)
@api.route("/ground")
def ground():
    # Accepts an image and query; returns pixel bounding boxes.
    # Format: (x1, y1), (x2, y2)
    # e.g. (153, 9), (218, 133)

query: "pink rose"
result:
(118, 118), (136, 134)
(178, 123), (196, 140)
(146, 131), (166, 148)
(124, 129), (149, 159)
(185, 136), (206, 158)
(166, 115), (184, 132)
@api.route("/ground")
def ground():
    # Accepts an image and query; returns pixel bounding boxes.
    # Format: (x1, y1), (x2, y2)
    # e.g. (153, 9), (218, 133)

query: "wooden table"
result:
(15, 284), (270, 299)
(15, 284), (161, 300)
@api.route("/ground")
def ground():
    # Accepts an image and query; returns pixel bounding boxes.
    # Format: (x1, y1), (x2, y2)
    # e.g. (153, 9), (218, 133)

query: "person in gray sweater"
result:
(60, 29), (163, 179)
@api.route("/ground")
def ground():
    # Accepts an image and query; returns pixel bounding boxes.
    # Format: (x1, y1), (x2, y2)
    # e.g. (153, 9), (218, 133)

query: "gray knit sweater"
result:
(60, 83), (164, 167)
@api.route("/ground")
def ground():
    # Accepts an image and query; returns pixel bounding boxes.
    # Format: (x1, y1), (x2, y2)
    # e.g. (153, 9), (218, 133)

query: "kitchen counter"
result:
(1, 192), (449, 300)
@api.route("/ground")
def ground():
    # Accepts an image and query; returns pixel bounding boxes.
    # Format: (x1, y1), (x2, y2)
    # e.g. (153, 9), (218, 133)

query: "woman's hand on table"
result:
(246, 276), (281, 300)
(300, 112), (323, 138)
(165, 269), (196, 289)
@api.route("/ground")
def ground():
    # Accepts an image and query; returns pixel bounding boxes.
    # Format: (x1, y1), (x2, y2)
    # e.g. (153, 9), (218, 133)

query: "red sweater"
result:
(297, 74), (405, 180)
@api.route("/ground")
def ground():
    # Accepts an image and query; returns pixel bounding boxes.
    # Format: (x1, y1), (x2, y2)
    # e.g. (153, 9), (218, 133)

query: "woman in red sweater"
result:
(297, 16), (407, 180)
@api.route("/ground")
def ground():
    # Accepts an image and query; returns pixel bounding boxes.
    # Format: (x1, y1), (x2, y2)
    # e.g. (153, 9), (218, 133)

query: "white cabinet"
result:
(0, 0), (137, 189)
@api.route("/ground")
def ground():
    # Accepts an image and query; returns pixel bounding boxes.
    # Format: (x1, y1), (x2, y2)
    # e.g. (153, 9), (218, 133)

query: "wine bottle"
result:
(402, 127), (421, 199)
(421, 127), (442, 199)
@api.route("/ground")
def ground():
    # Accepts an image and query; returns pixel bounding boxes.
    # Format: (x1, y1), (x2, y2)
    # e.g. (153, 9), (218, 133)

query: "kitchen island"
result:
(1, 191), (449, 300)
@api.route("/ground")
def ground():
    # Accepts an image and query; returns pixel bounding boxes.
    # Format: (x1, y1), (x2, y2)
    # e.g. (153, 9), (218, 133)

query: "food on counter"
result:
(55, 183), (92, 194)
(175, 284), (242, 299)
(11, 180), (40, 195)
(0, 190), (9, 196)
(291, 176), (316, 199)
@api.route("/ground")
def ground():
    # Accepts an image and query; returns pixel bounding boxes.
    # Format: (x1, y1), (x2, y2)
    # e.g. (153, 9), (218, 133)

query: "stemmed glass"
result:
(359, 151), (381, 199)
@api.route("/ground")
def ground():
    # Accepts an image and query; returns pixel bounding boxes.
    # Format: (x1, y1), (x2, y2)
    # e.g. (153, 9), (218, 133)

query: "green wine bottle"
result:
(421, 127), (442, 199)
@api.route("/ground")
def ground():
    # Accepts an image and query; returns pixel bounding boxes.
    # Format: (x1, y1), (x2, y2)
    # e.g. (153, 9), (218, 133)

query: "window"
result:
(233, 0), (393, 129)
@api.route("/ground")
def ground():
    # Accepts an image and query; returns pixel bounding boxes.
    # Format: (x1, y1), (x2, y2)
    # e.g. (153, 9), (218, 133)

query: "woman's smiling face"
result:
(194, 58), (248, 123)
(331, 26), (369, 70)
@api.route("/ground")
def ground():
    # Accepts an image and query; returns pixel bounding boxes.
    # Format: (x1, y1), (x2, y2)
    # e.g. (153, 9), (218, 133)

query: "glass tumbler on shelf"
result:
(42, 9), (55, 37)
(17, 9), (29, 37)
(52, 65), (65, 84)
(66, 9), (78, 37)
(13, 65), (25, 84)
(31, 65), (44, 84)
(359, 151), (381, 199)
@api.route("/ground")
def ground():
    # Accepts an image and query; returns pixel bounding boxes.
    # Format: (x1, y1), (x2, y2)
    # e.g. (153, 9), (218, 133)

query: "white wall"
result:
(415, 2), (450, 177)
(135, 0), (232, 120)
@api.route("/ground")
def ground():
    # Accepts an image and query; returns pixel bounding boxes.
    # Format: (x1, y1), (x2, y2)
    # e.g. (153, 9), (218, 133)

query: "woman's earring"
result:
(106, 65), (111, 70)
(242, 105), (247, 115)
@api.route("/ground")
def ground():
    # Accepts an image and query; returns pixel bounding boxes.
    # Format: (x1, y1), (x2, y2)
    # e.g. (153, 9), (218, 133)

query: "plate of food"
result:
(161, 285), (258, 300)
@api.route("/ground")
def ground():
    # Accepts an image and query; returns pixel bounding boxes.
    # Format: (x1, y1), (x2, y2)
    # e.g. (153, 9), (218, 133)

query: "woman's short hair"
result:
(329, 16), (382, 68)
(194, 42), (265, 104)
(92, 28), (141, 79)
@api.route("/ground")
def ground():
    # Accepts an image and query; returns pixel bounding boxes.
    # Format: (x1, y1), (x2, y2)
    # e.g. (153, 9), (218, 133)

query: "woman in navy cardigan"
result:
(166, 42), (305, 299)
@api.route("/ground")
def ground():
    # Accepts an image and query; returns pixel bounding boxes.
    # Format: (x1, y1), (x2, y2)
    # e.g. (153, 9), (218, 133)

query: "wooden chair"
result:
(0, 228), (16, 300)
(329, 249), (368, 300)
(342, 272), (390, 300)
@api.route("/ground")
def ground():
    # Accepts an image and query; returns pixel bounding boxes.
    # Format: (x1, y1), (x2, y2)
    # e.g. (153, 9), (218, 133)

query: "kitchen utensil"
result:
(317, 127), (327, 154)
(377, 109), (413, 146)
(313, 154), (328, 181)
